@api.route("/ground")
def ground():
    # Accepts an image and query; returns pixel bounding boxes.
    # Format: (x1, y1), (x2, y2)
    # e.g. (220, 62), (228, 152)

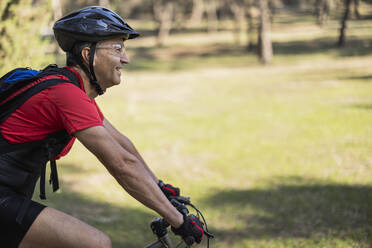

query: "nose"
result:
(120, 51), (130, 64)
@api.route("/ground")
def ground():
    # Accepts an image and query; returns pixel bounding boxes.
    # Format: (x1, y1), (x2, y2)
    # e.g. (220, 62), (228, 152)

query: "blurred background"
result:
(1, 0), (372, 247)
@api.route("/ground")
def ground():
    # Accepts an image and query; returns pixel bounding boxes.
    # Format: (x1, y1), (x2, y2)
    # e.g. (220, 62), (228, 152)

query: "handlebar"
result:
(147, 196), (214, 248)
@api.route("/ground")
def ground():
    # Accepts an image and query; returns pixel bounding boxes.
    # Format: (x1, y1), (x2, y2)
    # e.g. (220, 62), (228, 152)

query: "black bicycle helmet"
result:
(53, 6), (139, 95)
(54, 6), (139, 52)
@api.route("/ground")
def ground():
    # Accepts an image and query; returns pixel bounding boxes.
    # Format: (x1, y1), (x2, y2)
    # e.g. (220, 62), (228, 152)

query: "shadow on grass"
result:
(203, 176), (372, 245)
(348, 103), (372, 110)
(124, 36), (372, 72)
(273, 37), (372, 57)
(126, 44), (253, 72)
(33, 165), (161, 248)
(342, 75), (372, 81)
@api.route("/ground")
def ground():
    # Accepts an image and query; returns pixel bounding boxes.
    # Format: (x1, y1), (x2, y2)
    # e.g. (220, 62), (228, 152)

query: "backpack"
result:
(0, 64), (81, 223)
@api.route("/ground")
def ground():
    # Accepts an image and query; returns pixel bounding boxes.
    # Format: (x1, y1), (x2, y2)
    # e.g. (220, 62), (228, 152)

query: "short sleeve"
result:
(47, 83), (104, 135)
(92, 99), (105, 121)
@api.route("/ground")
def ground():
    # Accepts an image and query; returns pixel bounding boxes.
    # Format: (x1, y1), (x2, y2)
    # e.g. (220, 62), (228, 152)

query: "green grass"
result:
(36, 9), (372, 248)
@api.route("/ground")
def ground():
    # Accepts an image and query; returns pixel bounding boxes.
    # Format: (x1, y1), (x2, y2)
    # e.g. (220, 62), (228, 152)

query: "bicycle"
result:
(144, 196), (214, 248)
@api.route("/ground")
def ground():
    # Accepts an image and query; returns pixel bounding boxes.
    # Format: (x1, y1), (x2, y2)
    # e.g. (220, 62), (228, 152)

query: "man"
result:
(0, 6), (203, 247)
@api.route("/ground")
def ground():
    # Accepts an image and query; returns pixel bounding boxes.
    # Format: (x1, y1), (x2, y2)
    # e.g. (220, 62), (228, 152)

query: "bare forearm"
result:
(105, 156), (182, 227)
(118, 135), (158, 182)
(75, 126), (182, 228)
(103, 119), (158, 182)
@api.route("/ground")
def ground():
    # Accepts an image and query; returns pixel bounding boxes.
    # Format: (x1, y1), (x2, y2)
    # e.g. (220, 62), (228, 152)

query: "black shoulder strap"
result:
(38, 65), (81, 88)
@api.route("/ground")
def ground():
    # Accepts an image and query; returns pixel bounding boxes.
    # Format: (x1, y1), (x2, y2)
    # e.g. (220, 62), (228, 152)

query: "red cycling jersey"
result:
(0, 67), (104, 159)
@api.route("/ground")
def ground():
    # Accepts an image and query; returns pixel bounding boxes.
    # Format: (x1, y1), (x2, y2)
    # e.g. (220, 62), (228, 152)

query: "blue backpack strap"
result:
(0, 68), (39, 94)
(3, 69), (39, 83)
(0, 67), (34, 82)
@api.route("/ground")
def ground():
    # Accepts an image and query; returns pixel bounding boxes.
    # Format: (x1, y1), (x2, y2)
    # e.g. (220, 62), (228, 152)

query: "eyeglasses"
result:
(96, 43), (126, 57)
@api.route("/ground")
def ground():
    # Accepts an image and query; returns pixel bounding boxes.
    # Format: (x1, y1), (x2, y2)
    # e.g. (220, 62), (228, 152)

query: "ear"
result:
(80, 46), (90, 66)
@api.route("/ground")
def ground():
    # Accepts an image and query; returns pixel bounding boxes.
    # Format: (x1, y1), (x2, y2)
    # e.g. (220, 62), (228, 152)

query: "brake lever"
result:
(204, 230), (214, 239)
(169, 195), (190, 204)
(170, 198), (189, 216)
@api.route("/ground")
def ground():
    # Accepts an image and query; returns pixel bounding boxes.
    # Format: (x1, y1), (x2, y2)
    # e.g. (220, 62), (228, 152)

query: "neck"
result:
(71, 65), (98, 99)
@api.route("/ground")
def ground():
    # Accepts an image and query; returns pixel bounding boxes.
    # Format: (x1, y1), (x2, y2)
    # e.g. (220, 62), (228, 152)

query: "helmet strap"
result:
(75, 43), (104, 95)
(88, 43), (104, 95)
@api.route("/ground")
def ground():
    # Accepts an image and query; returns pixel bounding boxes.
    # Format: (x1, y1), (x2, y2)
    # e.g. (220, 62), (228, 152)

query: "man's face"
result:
(94, 38), (130, 91)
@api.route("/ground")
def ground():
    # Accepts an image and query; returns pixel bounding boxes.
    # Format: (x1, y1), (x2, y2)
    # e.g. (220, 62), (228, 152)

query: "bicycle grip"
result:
(184, 236), (195, 246)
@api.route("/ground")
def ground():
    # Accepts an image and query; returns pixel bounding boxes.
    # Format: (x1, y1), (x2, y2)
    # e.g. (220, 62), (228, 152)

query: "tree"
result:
(99, 0), (111, 8)
(338, 0), (352, 47)
(0, 0), (53, 75)
(246, 1), (260, 51)
(205, 0), (219, 33)
(110, 0), (146, 18)
(227, 0), (247, 45)
(60, 0), (100, 16)
(316, 0), (332, 26)
(189, 0), (204, 26)
(268, 0), (281, 23)
(258, 0), (273, 64)
(225, 0), (260, 50)
(52, 0), (63, 21)
(353, 0), (360, 19)
(152, 0), (175, 46)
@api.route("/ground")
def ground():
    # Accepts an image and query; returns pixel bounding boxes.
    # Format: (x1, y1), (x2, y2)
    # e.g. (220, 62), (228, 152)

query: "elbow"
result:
(111, 154), (142, 181)
(113, 156), (147, 194)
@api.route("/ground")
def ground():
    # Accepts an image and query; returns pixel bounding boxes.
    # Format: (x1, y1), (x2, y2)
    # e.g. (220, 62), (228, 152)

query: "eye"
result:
(113, 44), (123, 54)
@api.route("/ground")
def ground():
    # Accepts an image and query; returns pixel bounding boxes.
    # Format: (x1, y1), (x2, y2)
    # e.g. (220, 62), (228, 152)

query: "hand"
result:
(158, 180), (180, 200)
(171, 214), (204, 246)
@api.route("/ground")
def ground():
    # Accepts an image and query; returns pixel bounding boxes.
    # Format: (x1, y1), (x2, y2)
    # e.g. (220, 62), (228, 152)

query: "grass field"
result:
(36, 8), (372, 248)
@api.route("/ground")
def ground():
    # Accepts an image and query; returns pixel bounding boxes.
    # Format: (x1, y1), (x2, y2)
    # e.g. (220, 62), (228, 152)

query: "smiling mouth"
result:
(116, 67), (122, 74)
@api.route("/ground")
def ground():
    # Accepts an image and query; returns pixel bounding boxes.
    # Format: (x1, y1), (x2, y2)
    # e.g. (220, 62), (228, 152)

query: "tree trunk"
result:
(153, 0), (174, 46)
(51, 0), (62, 21)
(205, 0), (218, 33)
(1, 0), (17, 21)
(189, 0), (204, 26)
(258, 0), (273, 64)
(245, 1), (257, 51)
(230, 0), (246, 45)
(268, 0), (276, 23)
(99, 0), (110, 8)
(353, 0), (360, 19)
(338, 0), (352, 47)
(246, 12), (255, 51)
(316, 0), (331, 26)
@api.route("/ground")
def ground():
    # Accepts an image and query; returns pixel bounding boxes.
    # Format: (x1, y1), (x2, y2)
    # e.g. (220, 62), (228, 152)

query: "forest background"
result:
(1, 0), (372, 247)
